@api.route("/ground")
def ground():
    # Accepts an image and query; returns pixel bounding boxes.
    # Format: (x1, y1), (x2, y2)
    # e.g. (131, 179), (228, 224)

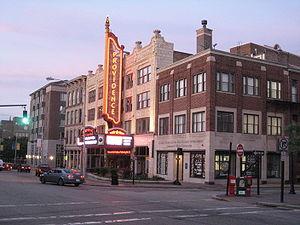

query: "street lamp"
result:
(174, 148), (183, 185)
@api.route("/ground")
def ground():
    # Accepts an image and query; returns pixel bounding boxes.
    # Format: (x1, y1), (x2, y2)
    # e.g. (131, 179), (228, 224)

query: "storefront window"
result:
(157, 152), (168, 175)
(215, 151), (236, 179)
(267, 153), (280, 178)
(240, 152), (258, 178)
(190, 152), (205, 178)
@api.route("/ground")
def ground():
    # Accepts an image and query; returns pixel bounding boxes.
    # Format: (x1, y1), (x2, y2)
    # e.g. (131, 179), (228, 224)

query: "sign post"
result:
(226, 142), (232, 196)
(278, 137), (289, 203)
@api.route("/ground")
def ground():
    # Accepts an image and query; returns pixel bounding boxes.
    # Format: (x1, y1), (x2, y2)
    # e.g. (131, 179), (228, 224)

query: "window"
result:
(97, 106), (103, 119)
(193, 73), (206, 93)
(243, 114), (259, 134)
(240, 153), (259, 178)
(125, 73), (133, 89)
(124, 120), (131, 134)
(70, 111), (73, 124)
(97, 125), (105, 134)
(159, 84), (170, 102)
(215, 151), (235, 179)
(159, 117), (169, 135)
(137, 66), (151, 85)
(136, 117), (150, 134)
(243, 76), (259, 96)
(216, 72), (234, 93)
(60, 93), (67, 101)
(69, 130), (73, 145)
(65, 130), (69, 144)
(66, 112), (69, 125)
(267, 116), (282, 135)
(292, 80), (298, 103)
(192, 112), (205, 133)
(267, 80), (281, 99)
(174, 114), (186, 134)
(76, 89), (80, 103)
(88, 90), (96, 103)
(79, 109), (82, 123)
(217, 111), (234, 133)
(87, 108), (95, 121)
(267, 153), (280, 178)
(157, 152), (168, 175)
(137, 91), (150, 109)
(98, 86), (103, 100)
(74, 110), (78, 124)
(175, 79), (187, 98)
(190, 152), (205, 178)
(68, 92), (72, 106)
(72, 91), (76, 105)
(79, 88), (83, 103)
(125, 97), (132, 112)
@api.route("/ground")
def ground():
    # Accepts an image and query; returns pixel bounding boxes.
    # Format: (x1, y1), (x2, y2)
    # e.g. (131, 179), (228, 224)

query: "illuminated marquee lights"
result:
(102, 17), (124, 126)
(106, 150), (131, 155)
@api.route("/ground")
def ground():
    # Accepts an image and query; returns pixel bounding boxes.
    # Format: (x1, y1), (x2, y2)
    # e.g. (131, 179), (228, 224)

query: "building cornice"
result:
(157, 49), (300, 74)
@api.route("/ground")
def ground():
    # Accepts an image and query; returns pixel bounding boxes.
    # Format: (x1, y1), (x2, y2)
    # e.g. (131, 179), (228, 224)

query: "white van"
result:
(0, 159), (4, 171)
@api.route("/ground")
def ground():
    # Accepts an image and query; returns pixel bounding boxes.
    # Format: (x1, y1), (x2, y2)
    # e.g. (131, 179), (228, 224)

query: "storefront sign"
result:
(77, 126), (103, 146)
(106, 150), (131, 155)
(102, 17), (124, 126)
(105, 127), (133, 149)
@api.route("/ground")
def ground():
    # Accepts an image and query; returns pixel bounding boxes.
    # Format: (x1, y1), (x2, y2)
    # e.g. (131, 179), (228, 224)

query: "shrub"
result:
(99, 167), (109, 177)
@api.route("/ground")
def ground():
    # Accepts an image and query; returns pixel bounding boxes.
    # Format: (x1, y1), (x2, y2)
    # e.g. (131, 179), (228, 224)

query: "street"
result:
(0, 171), (299, 225)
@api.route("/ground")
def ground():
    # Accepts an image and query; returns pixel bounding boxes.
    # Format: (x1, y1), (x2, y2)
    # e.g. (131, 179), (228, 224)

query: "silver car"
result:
(40, 168), (84, 187)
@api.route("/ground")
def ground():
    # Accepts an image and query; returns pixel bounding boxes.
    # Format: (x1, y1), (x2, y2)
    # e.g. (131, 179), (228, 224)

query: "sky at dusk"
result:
(1, 0), (300, 120)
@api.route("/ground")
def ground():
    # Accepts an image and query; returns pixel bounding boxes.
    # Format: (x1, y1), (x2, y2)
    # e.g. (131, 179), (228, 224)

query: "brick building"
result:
(154, 21), (300, 184)
(27, 81), (67, 168)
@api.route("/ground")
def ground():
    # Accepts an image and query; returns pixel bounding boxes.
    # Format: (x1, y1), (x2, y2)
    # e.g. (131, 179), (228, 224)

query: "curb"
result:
(212, 195), (230, 202)
(256, 201), (300, 209)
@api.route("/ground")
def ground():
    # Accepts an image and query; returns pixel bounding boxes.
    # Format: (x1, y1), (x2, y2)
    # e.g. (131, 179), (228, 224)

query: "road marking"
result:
(203, 206), (258, 211)
(105, 218), (151, 223)
(173, 214), (208, 218)
(220, 210), (275, 215)
(141, 209), (184, 213)
(0, 201), (103, 208)
(112, 211), (134, 215)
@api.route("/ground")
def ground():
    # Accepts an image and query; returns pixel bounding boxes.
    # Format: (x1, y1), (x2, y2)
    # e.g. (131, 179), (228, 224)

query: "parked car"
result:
(0, 159), (3, 171)
(35, 164), (51, 176)
(3, 163), (13, 171)
(40, 168), (85, 187)
(17, 164), (31, 173)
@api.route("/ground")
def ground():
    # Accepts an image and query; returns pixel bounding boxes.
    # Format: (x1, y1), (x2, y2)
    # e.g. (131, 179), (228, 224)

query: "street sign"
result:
(253, 151), (264, 156)
(279, 138), (288, 152)
(236, 144), (244, 157)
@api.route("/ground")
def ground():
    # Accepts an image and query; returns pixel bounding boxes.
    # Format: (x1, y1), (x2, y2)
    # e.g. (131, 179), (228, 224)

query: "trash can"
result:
(236, 177), (246, 196)
(228, 176), (236, 196)
(245, 176), (252, 197)
(111, 173), (119, 185)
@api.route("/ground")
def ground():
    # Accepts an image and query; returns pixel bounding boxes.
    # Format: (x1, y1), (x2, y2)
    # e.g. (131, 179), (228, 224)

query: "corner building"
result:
(154, 22), (300, 184)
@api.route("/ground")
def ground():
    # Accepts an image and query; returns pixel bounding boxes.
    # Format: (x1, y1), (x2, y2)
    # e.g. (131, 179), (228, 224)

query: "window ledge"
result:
(216, 91), (236, 95)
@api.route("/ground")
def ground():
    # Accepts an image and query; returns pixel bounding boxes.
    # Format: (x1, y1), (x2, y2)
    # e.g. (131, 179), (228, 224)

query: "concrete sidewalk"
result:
(85, 173), (224, 190)
(214, 187), (300, 209)
(86, 173), (300, 208)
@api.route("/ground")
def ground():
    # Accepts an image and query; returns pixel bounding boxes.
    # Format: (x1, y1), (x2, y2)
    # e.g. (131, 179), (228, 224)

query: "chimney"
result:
(88, 70), (93, 75)
(196, 20), (213, 53)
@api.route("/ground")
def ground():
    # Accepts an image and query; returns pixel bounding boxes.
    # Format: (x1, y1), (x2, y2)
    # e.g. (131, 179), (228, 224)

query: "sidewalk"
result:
(214, 186), (300, 209)
(85, 173), (224, 190)
(86, 173), (300, 209)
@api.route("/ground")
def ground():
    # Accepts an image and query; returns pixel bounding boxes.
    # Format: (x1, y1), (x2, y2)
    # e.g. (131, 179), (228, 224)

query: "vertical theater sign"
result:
(102, 17), (124, 127)
(101, 17), (133, 157)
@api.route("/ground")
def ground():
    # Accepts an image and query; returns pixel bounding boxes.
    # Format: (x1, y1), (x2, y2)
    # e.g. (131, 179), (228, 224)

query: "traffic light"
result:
(22, 110), (29, 125)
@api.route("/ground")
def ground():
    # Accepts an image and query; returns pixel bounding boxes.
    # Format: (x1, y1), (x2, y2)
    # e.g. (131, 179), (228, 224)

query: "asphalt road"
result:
(0, 170), (300, 225)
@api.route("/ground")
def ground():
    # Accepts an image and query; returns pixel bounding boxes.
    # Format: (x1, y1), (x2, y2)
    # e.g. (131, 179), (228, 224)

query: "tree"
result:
(286, 124), (300, 194)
